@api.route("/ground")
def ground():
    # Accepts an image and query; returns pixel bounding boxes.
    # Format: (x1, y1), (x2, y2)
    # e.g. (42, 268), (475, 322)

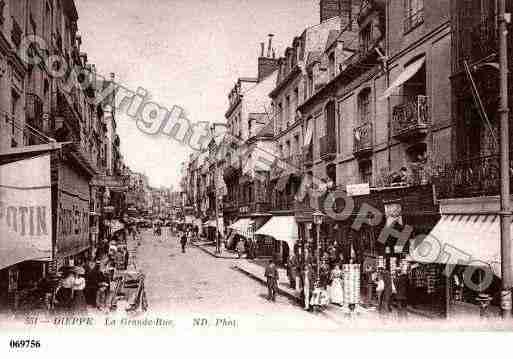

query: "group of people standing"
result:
(53, 259), (110, 313)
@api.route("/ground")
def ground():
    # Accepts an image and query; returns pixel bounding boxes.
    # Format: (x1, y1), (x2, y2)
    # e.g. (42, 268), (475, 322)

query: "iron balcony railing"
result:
(433, 153), (513, 199)
(353, 122), (373, 155)
(272, 194), (295, 211)
(392, 95), (430, 139)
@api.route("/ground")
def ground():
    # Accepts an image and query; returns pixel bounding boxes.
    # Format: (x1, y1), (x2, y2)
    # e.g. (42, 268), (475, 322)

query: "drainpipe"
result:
(498, 0), (511, 318)
(385, 0), (391, 172)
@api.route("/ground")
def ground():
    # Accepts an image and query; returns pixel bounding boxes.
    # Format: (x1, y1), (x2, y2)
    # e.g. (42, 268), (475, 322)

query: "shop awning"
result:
(304, 122), (313, 146)
(228, 218), (254, 238)
(0, 246), (50, 270)
(381, 56), (425, 99)
(412, 214), (504, 277)
(255, 216), (298, 251)
(276, 174), (291, 192)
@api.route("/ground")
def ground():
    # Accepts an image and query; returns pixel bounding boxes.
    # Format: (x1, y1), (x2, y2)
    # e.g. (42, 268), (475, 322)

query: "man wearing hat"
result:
(85, 261), (104, 306)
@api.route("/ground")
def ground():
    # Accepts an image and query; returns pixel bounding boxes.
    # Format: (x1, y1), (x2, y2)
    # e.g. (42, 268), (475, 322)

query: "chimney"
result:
(267, 34), (274, 58)
(258, 35), (279, 82)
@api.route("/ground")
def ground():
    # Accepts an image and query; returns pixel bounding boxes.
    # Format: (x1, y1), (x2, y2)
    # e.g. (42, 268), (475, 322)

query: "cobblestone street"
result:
(135, 230), (341, 331)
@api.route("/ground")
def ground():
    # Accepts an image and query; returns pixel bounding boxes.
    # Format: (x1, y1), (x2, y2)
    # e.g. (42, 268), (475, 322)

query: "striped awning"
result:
(228, 218), (254, 239)
(255, 216), (298, 251)
(412, 214), (506, 277)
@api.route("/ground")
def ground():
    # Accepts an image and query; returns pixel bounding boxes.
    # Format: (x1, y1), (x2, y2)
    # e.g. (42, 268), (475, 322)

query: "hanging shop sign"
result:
(90, 175), (128, 191)
(384, 202), (403, 227)
(346, 183), (370, 197)
(0, 154), (53, 269)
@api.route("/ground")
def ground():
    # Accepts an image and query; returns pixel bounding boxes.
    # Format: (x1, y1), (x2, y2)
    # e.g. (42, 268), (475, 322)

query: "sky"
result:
(75, 0), (319, 189)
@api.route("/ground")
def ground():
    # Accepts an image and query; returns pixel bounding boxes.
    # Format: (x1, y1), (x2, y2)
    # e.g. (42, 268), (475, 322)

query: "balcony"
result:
(392, 95), (430, 141)
(433, 153), (512, 199)
(320, 135), (337, 161)
(353, 122), (373, 158)
(272, 194), (295, 212)
(470, 17), (498, 63)
(284, 154), (302, 175)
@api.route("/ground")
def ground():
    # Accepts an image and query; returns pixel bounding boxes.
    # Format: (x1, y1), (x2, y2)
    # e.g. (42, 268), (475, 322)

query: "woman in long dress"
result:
(329, 264), (344, 305)
(71, 268), (87, 313)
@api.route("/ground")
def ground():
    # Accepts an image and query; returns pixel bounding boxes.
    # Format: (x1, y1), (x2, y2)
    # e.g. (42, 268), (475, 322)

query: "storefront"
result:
(54, 144), (96, 267)
(0, 150), (53, 311)
(412, 196), (506, 318)
(255, 215), (298, 264)
(294, 183), (442, 313)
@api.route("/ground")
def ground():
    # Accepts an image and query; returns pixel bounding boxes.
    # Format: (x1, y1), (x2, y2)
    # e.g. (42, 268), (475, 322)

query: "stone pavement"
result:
(191, 241), (240, 259)
(233, 259), (386, 323)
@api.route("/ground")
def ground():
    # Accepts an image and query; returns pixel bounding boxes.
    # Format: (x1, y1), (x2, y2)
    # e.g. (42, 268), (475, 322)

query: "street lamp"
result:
(313, 210), (325, 280)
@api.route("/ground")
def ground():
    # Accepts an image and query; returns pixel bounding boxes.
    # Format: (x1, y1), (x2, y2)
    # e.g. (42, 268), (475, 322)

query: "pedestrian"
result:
(84, 261), (99, 306)
(377, 267), (393, 313)
(54, 271), (74, 312)
(71, 267), (87, 313)
(328, 264), (344, 306)
(287, 253), (298, 290)
(264, 259), (279, 301)
(394, 268), (409, 319)
(236, 238), (245, 258)
(180, 231), (188, 253)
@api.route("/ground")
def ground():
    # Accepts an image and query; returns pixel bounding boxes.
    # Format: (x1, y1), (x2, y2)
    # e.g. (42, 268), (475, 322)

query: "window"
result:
(359, 160), (372, 185)
(328, 52), (336, 79)
(277, 102), (283, 131)
(292, 88), (299, 121)
(285, 96), (290, 127)
(308, 71), (314, 97)
(11, 90), (19, 146)
(358, 88), (371, 124)
(404, 0), (424, 33)
(360, 24), (372, 54)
